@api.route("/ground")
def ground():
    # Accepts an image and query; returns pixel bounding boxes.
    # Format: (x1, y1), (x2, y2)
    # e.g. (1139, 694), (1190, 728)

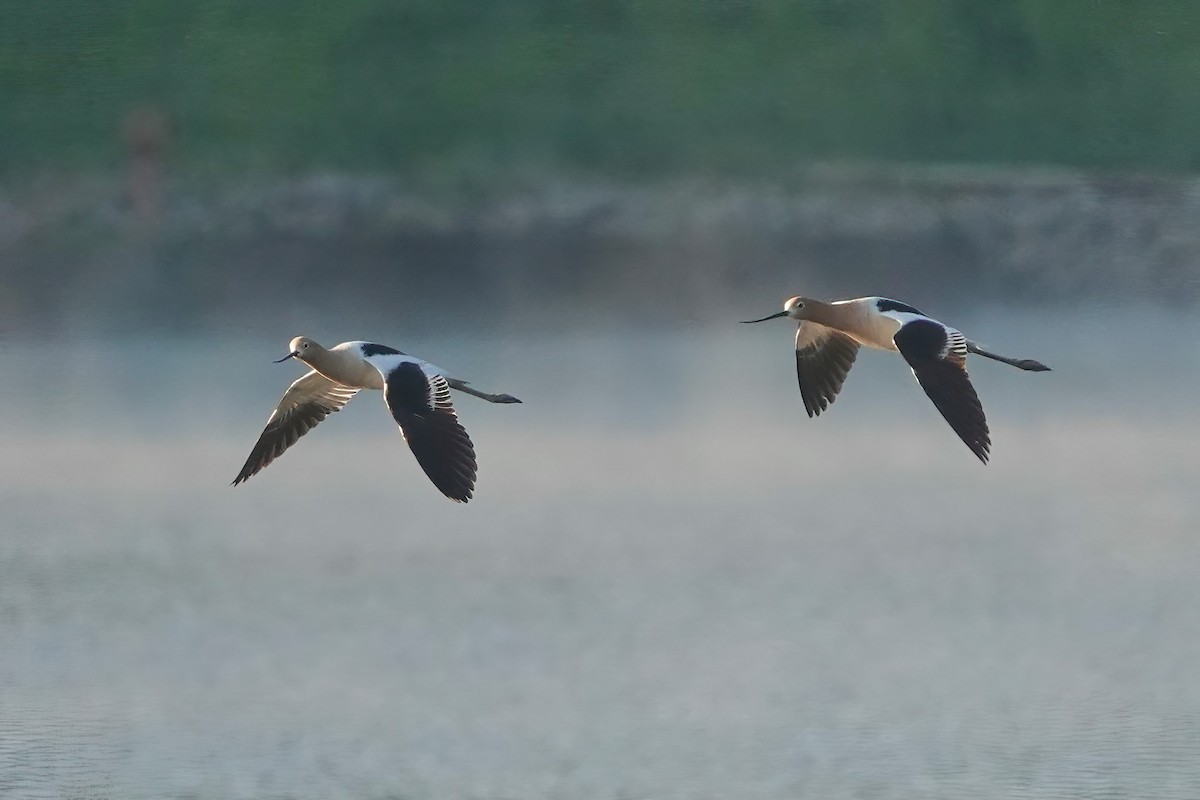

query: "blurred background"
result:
(3, 2), (1199, 798)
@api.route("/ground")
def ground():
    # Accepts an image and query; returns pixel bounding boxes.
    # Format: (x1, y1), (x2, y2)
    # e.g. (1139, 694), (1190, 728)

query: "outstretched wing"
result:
(379, 360), (478, 503)
(894, 319), (991, 463)
(794, 322), (861, 417)
(232, 371), (359, 485)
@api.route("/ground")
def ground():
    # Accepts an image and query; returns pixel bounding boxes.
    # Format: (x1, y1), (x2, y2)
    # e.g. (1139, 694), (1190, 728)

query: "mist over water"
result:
(3, 310), (1198, 799)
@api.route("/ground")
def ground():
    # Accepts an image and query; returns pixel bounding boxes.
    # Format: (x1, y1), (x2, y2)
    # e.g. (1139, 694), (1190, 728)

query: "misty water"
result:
(2, 309), (1199, 799)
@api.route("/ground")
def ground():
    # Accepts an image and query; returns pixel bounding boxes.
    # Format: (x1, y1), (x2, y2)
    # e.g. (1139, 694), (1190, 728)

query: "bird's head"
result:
(276, 336), (320, 363)
(741, 295), (813, 324)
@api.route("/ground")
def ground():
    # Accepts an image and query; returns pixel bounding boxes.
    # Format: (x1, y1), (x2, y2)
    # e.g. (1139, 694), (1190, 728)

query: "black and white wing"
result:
(794, 321), (861, 417)
(893, 319), (991, 463)
(232, 371), (360, 484)
(378, 360), (477, 503)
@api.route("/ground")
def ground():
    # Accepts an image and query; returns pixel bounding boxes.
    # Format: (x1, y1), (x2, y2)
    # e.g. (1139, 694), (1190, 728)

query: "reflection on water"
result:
(2, 311), (1199, 799)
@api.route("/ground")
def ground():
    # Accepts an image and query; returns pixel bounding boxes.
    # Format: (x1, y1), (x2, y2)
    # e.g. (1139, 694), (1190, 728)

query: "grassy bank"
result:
(3, 1), (1200, 180)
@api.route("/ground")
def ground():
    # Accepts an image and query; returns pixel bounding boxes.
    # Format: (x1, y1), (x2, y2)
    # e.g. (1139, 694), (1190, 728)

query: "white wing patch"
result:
(941, 327), (969, 363)
(362, 352), (449, 387)
(877, 310), (928, 328)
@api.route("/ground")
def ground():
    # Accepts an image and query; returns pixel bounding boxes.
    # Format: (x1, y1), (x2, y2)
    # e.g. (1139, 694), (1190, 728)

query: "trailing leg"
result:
(445, 377), (523, 403)
(966, 341), (1051, 372)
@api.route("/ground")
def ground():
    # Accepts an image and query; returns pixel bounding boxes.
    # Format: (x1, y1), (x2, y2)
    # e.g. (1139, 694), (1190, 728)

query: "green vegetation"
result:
(3, 0), (1200, 180)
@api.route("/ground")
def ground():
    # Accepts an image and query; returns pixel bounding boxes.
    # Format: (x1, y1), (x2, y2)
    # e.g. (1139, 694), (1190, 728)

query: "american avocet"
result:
(742, 296), (1050, 463)
(232, 337), (521, 502)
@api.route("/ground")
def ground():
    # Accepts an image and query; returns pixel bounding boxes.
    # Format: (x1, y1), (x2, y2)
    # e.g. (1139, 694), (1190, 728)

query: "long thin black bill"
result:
(273, 352), (298, 363)
(740, 311), (789, 324)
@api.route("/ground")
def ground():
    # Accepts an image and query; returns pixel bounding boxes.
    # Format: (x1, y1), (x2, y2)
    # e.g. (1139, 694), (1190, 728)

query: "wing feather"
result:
(894, 320), (991, 463)
(794, 322), (861, 417)
(381, 361), (478, 503)
(232, 371), (359, 485)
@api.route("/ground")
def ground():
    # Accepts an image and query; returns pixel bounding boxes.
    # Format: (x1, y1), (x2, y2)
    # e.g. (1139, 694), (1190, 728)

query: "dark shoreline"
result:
(3, 163), (1196, 335)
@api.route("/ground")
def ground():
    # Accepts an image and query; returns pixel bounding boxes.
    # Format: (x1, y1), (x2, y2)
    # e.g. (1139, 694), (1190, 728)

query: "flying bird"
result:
(742, 296), (1050, 462)
(233, 337), (521, 501)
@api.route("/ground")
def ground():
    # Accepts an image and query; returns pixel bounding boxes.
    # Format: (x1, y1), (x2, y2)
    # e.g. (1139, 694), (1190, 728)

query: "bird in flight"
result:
(233, 337), (521, 501)
(742, 296), (1050, 463)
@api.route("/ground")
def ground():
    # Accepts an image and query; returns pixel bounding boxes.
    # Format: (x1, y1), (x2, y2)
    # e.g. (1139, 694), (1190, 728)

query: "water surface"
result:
(2, 312), (1198, 799)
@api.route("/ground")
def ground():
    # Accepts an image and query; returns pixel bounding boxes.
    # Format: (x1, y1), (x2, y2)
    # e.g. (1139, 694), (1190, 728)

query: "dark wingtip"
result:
(972, 433), (992, 464)
(429, 478), (475, 504)
(1021, 360), (1052, 372)
(438, 482), (474, 503)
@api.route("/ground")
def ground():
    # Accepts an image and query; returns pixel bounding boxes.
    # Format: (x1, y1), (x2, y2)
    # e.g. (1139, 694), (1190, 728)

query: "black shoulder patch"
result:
(893, 318), (948, 362)
(876, 298), (924, 315)
(385, 361), (433, 415)
(361, 342), (403, 357)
